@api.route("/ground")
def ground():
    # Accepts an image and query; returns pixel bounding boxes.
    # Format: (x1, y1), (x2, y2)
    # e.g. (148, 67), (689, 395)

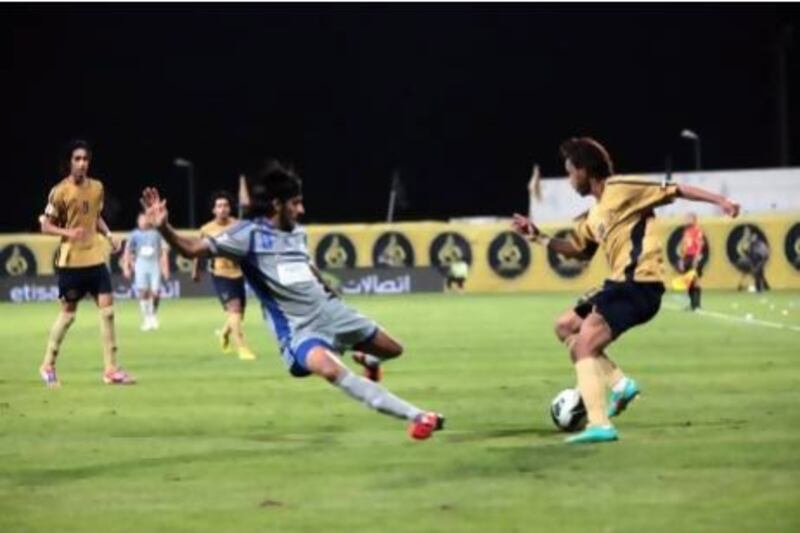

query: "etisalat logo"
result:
(320, 271), (412, 295)
(6, 278), (183, 303)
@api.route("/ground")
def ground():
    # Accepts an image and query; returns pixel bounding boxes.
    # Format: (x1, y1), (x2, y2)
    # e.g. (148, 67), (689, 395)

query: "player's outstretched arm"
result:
(141, 187), (211, 259)
(677, 184), (740, 217)
(511, 213), (586, 259)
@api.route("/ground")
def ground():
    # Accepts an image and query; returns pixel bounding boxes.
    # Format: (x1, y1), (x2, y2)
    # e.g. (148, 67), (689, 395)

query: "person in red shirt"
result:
(679, 213), (706, 310)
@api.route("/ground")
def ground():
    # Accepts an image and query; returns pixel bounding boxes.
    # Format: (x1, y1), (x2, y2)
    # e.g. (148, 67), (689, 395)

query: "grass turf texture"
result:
(1, 292), (799, 532)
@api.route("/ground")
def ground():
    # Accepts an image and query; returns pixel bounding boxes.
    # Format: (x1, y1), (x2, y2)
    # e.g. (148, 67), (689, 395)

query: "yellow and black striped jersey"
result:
(570, 176), (678, 283)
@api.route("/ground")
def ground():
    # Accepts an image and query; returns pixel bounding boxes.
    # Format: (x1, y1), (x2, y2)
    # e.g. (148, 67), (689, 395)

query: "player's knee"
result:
(388, 341), (403, 358)
(315, 364), (341, 383)
(570, 338), (592, 362)
(554, 317), (572, 341)
(305, 348), (341, 383)
(553, 313), (576, 342)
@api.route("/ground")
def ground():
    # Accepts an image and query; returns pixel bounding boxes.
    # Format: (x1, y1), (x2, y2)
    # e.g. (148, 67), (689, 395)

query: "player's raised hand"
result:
(511, 213), (540, 239)
(721, 198), (740, 218)
(140, 187), (169, 228)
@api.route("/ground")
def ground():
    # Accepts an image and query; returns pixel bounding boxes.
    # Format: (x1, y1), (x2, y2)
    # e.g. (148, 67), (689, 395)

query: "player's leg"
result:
(40, 297), (78, 387)
(211, 274), (234, 353)
(134, 265), (155, 330)
(92, 266), (135, 384)
(565, 312), (618, 444)
(303, 344), (443, 440)
(226, 297), (255, 360)
(148, 269), (161, 329)
(138, 288), (153, 330)
(352, 328), (402, 383)
(694, 260), (704, 309)
(556, 305), (628, 393)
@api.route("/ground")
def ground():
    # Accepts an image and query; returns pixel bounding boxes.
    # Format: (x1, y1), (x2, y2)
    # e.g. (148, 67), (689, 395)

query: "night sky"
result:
(1, 4), (798, 231)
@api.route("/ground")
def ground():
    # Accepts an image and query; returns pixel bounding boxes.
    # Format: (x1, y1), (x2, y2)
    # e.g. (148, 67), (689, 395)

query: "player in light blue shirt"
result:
(140, 161), (444, 440)
(123, 213), (170, 331)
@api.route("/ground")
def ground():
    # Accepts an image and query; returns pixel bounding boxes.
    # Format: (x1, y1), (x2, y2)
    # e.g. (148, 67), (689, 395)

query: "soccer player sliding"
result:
(140, 161), (444, 440)
(512, 137), (740, 444)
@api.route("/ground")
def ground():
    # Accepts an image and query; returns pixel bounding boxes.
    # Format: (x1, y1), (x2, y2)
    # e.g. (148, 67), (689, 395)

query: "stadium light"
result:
(173, 157), (196, 228)
(680, 129), (702, 171)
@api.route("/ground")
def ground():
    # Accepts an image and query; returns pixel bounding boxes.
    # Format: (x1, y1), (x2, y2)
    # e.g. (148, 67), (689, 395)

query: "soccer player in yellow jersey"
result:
(513, 137), (739, 444)
(38, 140), (136, 386)
(192, 191), (257, 361)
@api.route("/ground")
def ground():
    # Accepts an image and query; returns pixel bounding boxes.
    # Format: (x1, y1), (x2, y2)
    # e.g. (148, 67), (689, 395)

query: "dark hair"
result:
(246, 160), (302, 217)
(209, 190), (235, 211)
(559, 137), (614, 179)
(60, 139), (92, 176)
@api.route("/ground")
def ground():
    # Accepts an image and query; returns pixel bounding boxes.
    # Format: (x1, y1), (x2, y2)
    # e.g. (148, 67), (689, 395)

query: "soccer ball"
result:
(550, 388), (587, 432)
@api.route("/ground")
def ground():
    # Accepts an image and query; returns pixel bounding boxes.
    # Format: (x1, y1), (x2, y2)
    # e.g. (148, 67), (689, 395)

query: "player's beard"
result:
(572, 177), (591, 196)
(278, 210), (296, 231)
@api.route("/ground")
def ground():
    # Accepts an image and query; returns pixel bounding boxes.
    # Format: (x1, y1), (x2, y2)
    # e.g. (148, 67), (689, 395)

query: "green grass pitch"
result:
(1, 291), (799, 532)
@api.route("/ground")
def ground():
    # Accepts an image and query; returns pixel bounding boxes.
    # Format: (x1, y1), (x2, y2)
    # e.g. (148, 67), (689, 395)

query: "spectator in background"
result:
(747, 237), (770, 292)
(446, 259), (469, 293)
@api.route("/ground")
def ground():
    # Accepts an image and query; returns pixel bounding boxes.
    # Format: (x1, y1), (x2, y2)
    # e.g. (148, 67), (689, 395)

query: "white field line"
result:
(662, 303), (800, 333)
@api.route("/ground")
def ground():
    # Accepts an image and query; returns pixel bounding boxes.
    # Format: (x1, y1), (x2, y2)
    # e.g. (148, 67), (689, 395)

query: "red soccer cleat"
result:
(408, 412), (445, 440)
(102, 368), (136, 385)
(352, 352), (383, 382)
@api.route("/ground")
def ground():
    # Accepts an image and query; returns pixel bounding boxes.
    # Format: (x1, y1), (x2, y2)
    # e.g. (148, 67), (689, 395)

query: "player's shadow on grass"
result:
(443, 426), (556, 443)
(8, 448), (269, 488)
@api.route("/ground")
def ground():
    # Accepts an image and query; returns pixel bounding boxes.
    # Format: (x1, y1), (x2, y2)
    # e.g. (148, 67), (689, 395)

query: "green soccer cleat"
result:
(565, 425), (619, 444)
(608, 377), (640, 418)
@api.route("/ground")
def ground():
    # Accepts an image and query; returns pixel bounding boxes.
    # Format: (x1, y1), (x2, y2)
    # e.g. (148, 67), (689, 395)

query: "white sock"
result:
(612, 376), (629, 393)
(334, 369), (423, 421)
(139, 300), (149, 320)
(362, 353), (382, 368)
(145, 299), (155, 318)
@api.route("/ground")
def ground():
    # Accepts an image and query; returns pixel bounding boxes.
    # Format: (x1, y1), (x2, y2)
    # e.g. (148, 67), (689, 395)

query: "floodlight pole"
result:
(680, 129), (702, 171)
(386, 171), (399, 223)
(173, 158), (196, 228)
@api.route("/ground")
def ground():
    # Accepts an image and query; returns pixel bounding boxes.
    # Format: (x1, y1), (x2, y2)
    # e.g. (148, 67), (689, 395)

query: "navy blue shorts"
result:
(211, 274), (246, 310)
(57, 264), (113, 302)
(574, 280), (664, 339)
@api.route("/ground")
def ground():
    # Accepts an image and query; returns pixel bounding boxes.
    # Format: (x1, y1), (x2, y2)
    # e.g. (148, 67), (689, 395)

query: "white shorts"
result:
(134, 261), (161, 294)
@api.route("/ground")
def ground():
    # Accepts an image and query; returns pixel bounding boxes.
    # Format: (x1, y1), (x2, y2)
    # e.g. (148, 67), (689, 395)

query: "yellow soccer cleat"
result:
(238, 346), (257, 361)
